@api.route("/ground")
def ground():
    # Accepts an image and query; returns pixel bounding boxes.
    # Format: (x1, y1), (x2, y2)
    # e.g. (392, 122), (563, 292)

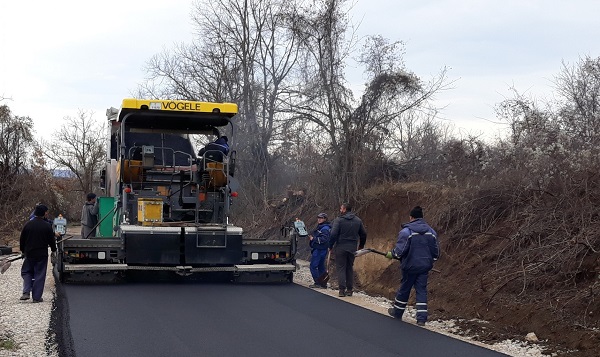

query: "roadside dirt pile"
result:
(267, 182), (599, 357)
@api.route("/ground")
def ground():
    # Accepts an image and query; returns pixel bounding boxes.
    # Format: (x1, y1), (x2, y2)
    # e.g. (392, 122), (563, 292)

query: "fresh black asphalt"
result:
(53, 280), (509, 357)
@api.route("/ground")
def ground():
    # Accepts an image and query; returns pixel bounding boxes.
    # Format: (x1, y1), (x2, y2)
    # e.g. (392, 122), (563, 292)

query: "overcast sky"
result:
(1, 0), (599, 141)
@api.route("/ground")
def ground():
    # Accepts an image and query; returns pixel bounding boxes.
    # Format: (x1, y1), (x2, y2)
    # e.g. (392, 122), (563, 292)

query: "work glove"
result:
(385, 251), (393, 259)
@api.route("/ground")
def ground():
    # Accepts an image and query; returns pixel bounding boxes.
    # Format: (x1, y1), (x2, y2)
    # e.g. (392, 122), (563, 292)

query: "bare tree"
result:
(139, 0), (302, 209)
(41, 110), (106, 194)
(287, 1), (449, 200)
(0, 105), (35, 237)
(555, 56), (600, 146)
(0, 105), (33, 179)
(137, 0), (450, 209)
(447, 57), (600, 329)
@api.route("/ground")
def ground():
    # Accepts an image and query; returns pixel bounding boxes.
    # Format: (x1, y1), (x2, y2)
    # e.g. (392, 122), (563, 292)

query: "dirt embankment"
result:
(285, 182), (599, 357)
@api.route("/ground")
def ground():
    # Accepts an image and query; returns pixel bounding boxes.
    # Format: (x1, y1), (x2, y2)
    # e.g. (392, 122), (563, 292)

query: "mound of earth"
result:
(277, 182), (598, 357)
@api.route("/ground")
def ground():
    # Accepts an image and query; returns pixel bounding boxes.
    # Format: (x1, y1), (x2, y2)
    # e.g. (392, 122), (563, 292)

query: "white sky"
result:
(1, 0), (600, 141)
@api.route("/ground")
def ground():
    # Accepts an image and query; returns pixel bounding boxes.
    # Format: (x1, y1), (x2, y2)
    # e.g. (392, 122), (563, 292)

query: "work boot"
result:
(338, 290), (346, 297)
(32, 298), (43, 303)
(345, 290), (353, 297)
(19, 293), (30, 301)
(320, 283), (328, 289)
(417, 321), (426, 326)
(388, 308), (402, 319)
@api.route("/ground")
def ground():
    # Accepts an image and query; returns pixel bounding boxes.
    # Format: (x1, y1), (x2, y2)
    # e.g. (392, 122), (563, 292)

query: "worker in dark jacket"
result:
(198, 135), (229, 160)
(28, 202), (52, 224)
(329, 202), (367, 297)
(386, 206), (439, 326)
(308, 212), (331, 289)
(19, 204), (57, 303)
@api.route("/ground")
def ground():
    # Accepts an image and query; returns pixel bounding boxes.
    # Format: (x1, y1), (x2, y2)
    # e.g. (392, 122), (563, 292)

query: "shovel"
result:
(0, 234), (76, 275)
(316, 250), (331, 286)
(355, 248), (395, 259)
(56, 234), (75, 244)
(355, 248), (441, 273)
(0, 253), (20, 263)
(0, 254), (23, 274)
(0, 234), (75, 275)
(0, 207), (115, 275)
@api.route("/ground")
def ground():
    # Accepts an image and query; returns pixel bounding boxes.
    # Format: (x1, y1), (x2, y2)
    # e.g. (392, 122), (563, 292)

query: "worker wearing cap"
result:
(19, 204), (57, 303)
(308, 213), (331, 288)
(386, 206), (439, 326)
(198, 135), (229, 158)
(28, 202), (52, 224)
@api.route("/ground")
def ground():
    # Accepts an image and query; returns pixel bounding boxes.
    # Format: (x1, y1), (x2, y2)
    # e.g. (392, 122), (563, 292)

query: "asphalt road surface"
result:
(53, 280), (508, 357)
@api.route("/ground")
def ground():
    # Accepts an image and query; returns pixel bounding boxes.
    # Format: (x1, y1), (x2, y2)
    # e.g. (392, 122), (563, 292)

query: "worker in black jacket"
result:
(19, 204), (57, 303)
(329, 202), (367, 297)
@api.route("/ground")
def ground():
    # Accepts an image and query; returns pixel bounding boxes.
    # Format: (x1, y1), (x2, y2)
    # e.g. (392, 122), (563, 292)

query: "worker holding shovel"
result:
(19, 204), (57, 303)
(308, 213), (331, 289)
(386, 206), (439, 326)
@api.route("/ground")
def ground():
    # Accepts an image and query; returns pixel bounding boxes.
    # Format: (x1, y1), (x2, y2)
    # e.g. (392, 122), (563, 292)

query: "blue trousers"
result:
(309, 249), (328, 283)
(21, 257), (48, 301)
(393, 269), (430, 322)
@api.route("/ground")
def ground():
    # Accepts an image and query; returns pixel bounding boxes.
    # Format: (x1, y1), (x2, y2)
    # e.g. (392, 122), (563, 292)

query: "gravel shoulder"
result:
(0, 257), (547, 357)
(0, 257), (58, 357)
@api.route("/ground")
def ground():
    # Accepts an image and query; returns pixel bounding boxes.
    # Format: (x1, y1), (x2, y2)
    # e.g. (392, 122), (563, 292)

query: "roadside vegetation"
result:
(0, 331), (17, 351)
(1, 0), (598, 355)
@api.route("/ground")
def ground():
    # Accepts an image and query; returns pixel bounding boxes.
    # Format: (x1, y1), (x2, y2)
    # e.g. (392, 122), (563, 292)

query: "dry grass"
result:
(343, 181), (599, 356)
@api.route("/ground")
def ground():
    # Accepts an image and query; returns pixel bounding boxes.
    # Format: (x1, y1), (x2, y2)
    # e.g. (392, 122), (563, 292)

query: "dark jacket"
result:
(81, 201), (99, 228)
(329, 213), (367, 252)
(20, 218), (57, 260)
(392, 218), (439, 272)
(310, 222), (331, 250)
(198, 137), (230, 158)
